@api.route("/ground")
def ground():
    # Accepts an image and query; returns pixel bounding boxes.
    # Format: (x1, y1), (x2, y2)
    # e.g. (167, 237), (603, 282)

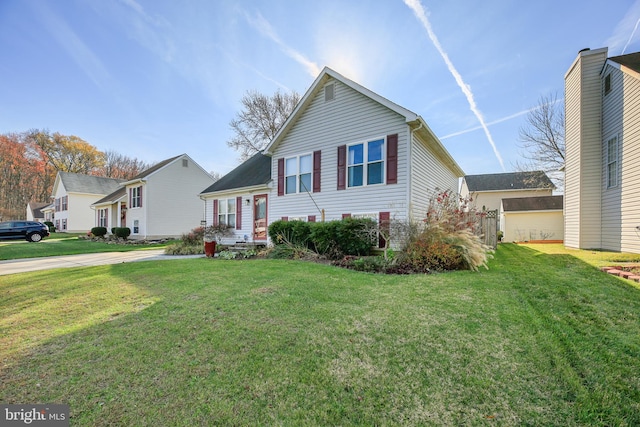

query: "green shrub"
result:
(268, 220), (312, 248)
(45, 221), (56, 233)
(309, 221), (341, 258)
(113, 227), (131, 239)
(91, 227), (108, 237)
(267, 217), (379, 260)
(335, 217), (376, 256)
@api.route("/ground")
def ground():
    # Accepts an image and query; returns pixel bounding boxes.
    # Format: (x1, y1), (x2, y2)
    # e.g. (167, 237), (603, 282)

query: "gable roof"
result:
(263, 66), (463, 177)
(200, 152), (271, 195)
(121, 154), (182, 185)
(608, 52), (640, 75)
(28, 202), (49, 219)
(58, 172), (124, 195)
(464, 171), (554, 192)
(502, 195), (563, 212)
(92, 187), (127, 206)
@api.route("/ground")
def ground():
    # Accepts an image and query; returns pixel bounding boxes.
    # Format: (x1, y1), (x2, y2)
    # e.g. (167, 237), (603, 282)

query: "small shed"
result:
(501, 195), (564, 242)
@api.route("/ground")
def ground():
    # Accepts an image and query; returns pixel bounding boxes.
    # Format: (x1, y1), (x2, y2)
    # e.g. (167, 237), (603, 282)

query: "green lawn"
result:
(0, 233), (168, 260)
(1, 244), (639, 425)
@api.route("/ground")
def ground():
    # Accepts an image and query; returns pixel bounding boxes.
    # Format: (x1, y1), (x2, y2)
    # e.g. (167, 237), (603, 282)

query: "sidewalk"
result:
(0, 250), (204, 276)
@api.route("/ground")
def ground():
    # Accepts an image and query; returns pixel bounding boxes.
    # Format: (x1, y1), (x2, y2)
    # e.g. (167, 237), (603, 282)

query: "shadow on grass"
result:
(0, 248), (639, 425)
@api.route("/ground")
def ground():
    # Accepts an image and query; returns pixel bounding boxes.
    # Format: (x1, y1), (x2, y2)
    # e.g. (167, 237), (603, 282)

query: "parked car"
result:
(0, 221), (50, 242)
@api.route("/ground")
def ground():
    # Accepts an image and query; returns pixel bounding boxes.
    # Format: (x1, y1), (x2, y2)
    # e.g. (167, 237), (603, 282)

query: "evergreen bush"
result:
(90, 227), (108, 237)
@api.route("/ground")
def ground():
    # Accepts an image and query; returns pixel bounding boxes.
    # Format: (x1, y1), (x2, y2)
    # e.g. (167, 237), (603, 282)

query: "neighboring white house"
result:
(501, 195), (564, 242)
(564, 47), (640, 253)
(93, 154), (215, 239)
(50, 172), (124, 233)
(26, 201), (49, 222)
(200, 66), (464, 245)
(460, 171), (557, 240)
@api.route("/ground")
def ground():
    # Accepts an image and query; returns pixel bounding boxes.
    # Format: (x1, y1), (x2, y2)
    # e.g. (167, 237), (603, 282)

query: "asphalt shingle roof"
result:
(201, 153), (271, 194)
(128, 155), (182, 181)
(464, 171), (554, 192)
(93, 187), (127, 205)
(59, 172), (124, 195)
(502, 195), (563, 212)
(609, 52), (640, 74)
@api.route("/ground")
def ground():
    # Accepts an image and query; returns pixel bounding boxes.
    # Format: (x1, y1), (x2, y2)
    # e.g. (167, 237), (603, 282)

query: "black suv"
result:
(0, 221), (50, 242)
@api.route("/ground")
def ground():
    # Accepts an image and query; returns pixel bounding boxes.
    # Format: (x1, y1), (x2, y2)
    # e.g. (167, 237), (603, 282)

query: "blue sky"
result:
(2, 0), (640, 177)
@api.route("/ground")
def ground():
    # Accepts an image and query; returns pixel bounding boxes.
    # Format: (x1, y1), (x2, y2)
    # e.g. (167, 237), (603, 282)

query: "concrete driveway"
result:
(0, 250), (204, 276)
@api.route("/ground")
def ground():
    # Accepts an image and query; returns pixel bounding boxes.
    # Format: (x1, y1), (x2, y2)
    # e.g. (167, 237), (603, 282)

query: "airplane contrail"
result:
(403, 0), (505, 171)
(622, 17), (640, 53)
(440, 97), (563, 140)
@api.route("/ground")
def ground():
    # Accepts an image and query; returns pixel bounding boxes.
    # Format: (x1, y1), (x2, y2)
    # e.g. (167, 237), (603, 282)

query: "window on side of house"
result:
(606, 135), (619, 188)
(131, 186), (142, 208)
(61, 196), (68, 211)
(348, 138), (385, 187)
(217, 198), (236, 226)
(285, 154), (312, 194)
(98, 209), (108, 227)
(604, 73), (612, 95)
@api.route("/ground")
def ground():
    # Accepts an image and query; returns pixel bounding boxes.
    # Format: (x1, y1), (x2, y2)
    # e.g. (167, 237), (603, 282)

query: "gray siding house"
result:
(564, 48), (640, 253)
(201, 67), (463, 244)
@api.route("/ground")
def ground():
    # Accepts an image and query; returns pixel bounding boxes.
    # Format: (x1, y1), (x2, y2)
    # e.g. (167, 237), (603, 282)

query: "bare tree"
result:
(516, 93), (565, 188)
(98, 150), (150, 180)
(227, 89), (300, 160)
(209, 171), (223, 183)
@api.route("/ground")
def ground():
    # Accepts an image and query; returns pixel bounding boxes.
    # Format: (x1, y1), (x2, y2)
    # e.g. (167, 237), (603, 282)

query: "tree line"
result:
(0, 129), (150, 220)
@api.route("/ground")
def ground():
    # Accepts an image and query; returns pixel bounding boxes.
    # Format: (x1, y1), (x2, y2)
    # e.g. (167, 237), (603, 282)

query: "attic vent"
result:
(325, 83), (334, 102)
(182, 159), (189, 168)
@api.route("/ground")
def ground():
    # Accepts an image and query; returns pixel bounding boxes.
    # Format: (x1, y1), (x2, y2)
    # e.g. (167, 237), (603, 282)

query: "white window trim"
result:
(131, 186), (142, 209)
(98, 209), (108, 227)
(217, 198), (236, 226)
(347, 136), (386, 188)
(284, 153), (313, 195)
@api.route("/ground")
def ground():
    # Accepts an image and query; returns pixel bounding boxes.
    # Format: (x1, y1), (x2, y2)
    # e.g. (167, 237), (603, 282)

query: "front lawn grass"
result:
(1, 244), (639, 425)
(0, 233), (168, 260)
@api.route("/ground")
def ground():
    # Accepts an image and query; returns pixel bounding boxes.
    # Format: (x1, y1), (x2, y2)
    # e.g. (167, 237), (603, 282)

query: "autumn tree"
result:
(0, 133), (50, 220)
(27, 129), (105, 174)
(227, 89), (300, 160)
(516, 93), (565, 188)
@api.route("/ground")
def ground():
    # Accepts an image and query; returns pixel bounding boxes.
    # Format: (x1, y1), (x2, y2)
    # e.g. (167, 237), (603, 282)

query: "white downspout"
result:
(408, 120), (423, 222)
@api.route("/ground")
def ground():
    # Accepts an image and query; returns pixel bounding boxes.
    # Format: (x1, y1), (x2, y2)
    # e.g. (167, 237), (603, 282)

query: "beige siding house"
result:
(50, 172), (124, 233)
(201, 67), (463, 244)
(93, 154), (215, 239)
(564, 48), (640, 253)
(460, 171), (558, 241)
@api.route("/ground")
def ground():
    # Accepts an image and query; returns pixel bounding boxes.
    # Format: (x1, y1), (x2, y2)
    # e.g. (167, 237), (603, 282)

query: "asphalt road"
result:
(0, 250), (204, 276)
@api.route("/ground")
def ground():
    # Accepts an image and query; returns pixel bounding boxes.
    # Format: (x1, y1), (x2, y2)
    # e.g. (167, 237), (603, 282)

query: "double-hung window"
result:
(98, 209), (108, 227)
(348, 138), (384, 187)
(217, 198), (236, 226)
(131, 186), (142, 208)
(285, 154), (312, 194)
(606, 135), (619, 188)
